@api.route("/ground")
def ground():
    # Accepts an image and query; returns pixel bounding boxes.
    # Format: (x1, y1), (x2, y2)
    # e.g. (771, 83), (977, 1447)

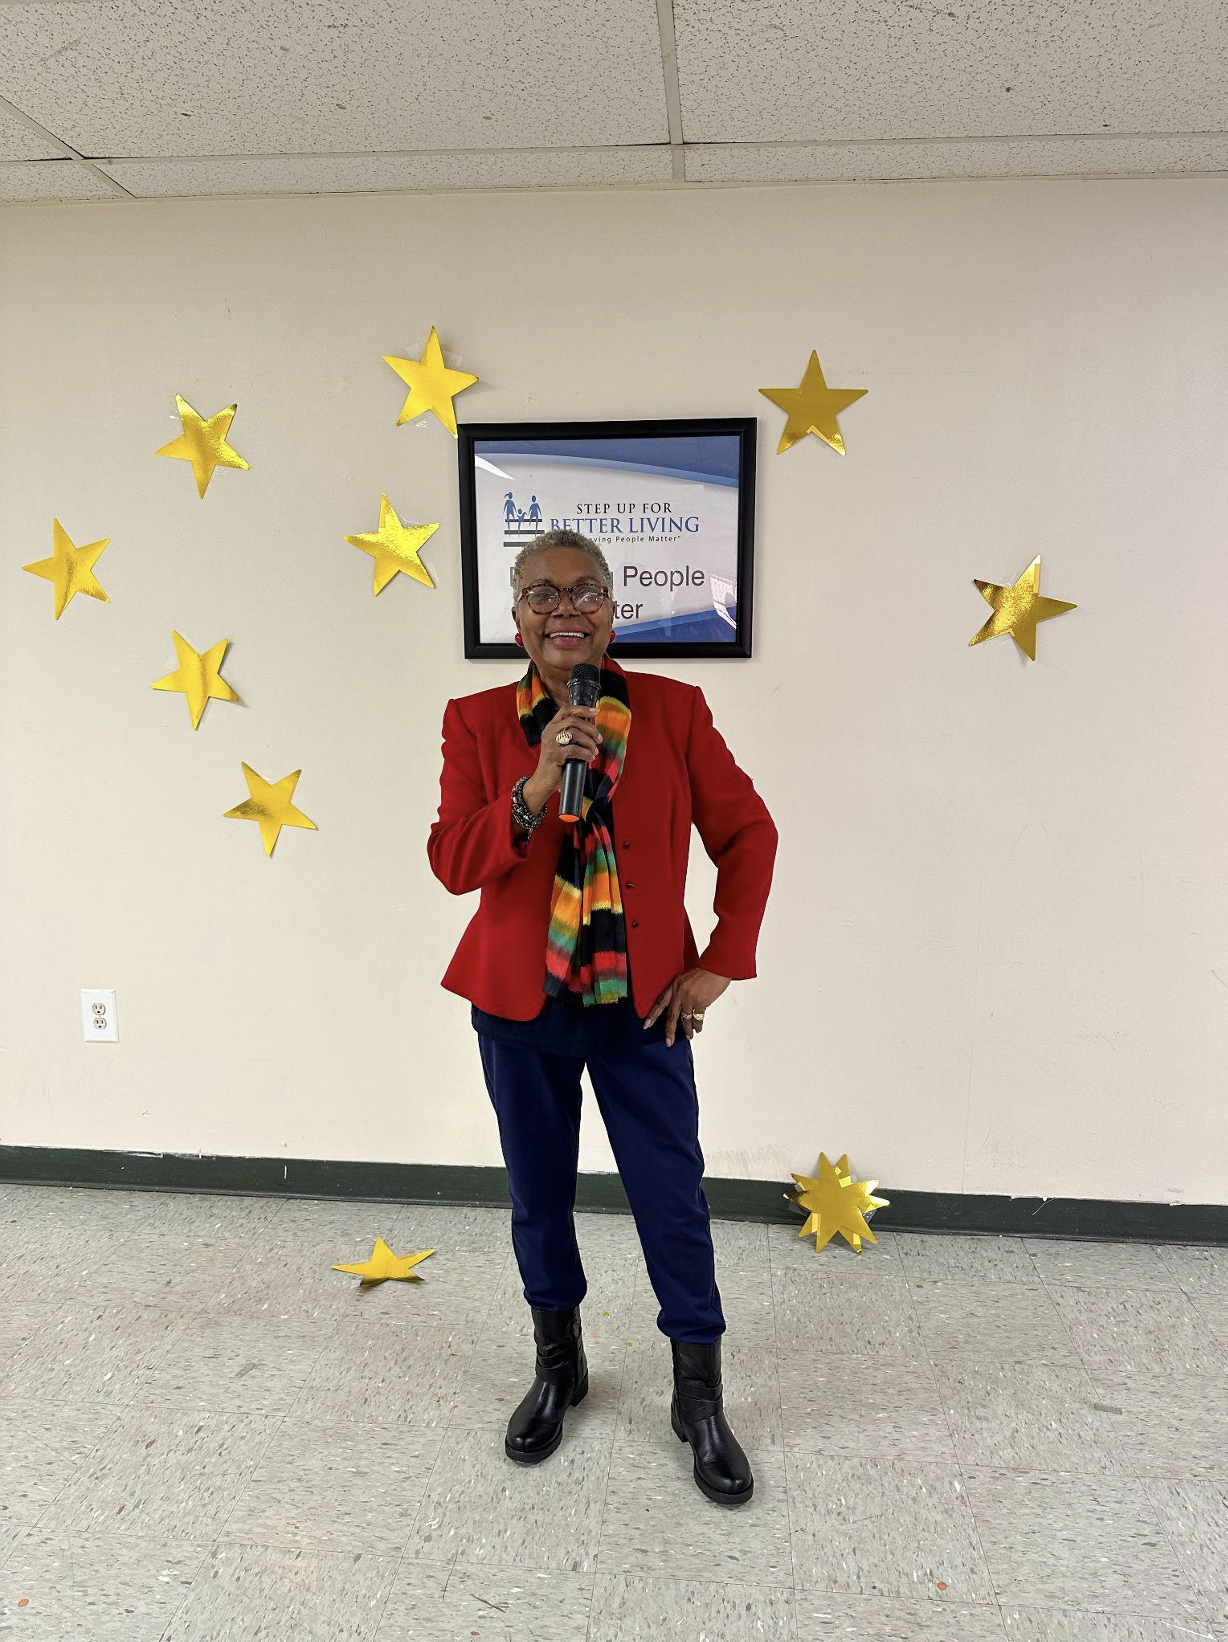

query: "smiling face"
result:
(512, 546), (614, 697)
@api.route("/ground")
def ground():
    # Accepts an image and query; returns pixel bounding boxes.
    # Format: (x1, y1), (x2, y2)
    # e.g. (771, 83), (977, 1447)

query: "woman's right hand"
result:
(522, 705), (600, 813)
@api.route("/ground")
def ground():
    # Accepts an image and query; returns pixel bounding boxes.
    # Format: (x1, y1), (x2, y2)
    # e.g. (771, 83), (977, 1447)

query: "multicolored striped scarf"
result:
(516, 658), (631, 1006)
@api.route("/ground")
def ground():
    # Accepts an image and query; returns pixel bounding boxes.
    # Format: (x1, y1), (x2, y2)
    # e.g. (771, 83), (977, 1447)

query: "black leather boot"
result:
(670, 1337), (753, 1504)
(504, 1304), (589, 1463)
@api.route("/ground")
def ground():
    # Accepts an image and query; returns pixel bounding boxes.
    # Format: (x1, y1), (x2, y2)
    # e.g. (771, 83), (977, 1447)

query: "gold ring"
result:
(555, 730), (572, 745)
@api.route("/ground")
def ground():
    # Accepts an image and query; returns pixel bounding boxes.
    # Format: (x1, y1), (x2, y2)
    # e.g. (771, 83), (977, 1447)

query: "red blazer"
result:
(427, 655), (778, 1020)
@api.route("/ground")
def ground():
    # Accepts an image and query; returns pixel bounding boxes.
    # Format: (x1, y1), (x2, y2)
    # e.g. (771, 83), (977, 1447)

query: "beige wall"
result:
(2, 178), (1226, 1203)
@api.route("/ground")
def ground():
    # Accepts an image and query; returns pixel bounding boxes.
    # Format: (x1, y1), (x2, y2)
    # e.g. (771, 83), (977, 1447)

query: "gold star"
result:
(332, 1237), (435, 1288)
(23, 518), (111, 620)
(759, 350), (867, 455)
(382, 325), (477, 437)
(156, 394), (250, 497)
(969, 555), (1077, 660)
(151, 631), (240, 729)
(788, 1152), (889, 1253)
(343, 495), (439, 593)
(224, 762), (317, 857)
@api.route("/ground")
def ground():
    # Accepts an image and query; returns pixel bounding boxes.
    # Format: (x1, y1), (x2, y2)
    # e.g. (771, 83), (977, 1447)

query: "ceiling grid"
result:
(0, 0), (1224, 202)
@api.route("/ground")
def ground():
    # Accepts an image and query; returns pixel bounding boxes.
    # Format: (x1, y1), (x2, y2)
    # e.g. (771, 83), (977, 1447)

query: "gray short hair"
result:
(510, 529), (614, 603)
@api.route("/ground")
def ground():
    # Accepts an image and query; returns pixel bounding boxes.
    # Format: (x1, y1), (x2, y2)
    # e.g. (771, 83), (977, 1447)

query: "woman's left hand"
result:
(643, 968), (732, 1046)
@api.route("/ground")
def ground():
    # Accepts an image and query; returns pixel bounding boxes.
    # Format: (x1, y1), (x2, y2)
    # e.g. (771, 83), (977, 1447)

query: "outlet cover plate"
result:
(81, 988), (119, 1043)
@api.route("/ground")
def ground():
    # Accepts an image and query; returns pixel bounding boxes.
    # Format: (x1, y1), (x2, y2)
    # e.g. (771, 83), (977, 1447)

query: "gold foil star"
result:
(332, 1237), (435, 1288)
(151, 631), (240, 729)
(788, 1152), (889, 1253)
(224, 762), (317, 856)
(343, 495), (439, 593)
(969, 555), (1077, 660)
(156, 394), (250, 497)
(760, 350), (867, 455)
(23, 518), (110, 619)
(383, 326), (477, 437)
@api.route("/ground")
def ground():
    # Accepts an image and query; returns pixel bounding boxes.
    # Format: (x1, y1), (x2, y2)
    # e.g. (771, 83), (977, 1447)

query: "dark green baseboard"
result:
(1, 1145), (1225, 1245)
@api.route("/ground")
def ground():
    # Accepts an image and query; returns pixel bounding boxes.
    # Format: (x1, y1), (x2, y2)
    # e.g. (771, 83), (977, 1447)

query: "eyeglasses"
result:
(518, 581), (610, 614)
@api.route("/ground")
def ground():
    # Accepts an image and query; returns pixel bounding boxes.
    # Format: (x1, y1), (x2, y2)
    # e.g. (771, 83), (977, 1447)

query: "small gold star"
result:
(332, 1237), (435, 1288)
(760, 350), (867, 455)
(151, 632), (240, 729)
(23, 519), (110, 619)
(970, 555), (1077, 660)
(382, 326), (477, 437)
(156, 395), (250, 497)
(224, 763), (316, 857)
(343, 495), (439, 593)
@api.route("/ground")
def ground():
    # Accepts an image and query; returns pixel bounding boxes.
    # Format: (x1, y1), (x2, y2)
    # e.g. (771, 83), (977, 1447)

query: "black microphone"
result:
(558, 662), (601, 823)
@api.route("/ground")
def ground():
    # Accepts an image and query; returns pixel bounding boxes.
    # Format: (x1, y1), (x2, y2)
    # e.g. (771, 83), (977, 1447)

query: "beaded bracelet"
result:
(511, 774), (547, 836)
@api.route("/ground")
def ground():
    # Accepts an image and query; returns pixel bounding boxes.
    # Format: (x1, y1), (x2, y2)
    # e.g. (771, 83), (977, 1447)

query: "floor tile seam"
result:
(755, 1227), (790, 1555)
(1004, 1276), (1088, 1373)
(249, 1320), (350, 1434)
(930, 1351), (1144, 1478)
(619, 1573), (797, 1642)
(778, 1439), (1147, 1478)
(1184, 1289), (1228, 1363)
(358, 1526), (439, 1640)
(1033, 1270), (1186, 1294)
(600, 1316), (634, 1447)
(589, 1329), (640, 1591)
(394, 1401), (473, 1570)
(149, 1535), (220, 1642)
(202, 1399), (299, 1552)
(1042, 1279), (1228, 1379)
(952, 1456), (1220, 1626)
(792, 1579), (1015, 1605)
(898, 1254), (1008, 1625)
(150, 1524), (413, 1639)
(775, 1273), (807, 1598)
(1131, 1468), (1226, 1628)
(1066, 1353), (1149, 1488)
(789, 1580), (1222, 1621)
(7, 1402), (130, 1552)
(962, 1588), (1228, 1623)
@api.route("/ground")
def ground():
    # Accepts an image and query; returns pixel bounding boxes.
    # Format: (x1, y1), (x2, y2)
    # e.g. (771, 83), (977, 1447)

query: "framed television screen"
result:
(457, 418), (756, 659)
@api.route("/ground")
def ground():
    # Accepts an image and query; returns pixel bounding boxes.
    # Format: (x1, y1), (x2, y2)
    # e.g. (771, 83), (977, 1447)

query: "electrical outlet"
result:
(81, 988), (119, 1043)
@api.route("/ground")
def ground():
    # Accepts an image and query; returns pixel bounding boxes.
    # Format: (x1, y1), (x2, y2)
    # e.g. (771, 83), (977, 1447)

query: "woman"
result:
(427, 528), (777, 1506)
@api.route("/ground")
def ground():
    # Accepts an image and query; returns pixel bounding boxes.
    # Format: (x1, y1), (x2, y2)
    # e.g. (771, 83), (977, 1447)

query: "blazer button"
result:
(626, 882), (635, 889)
(622, 840), (630, 848)
(631, 919), (639, 928)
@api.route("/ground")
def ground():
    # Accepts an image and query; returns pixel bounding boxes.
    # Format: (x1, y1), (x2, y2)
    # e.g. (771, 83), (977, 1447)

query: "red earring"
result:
(514, 633), (523, 646)
(609, 629), (617, 643)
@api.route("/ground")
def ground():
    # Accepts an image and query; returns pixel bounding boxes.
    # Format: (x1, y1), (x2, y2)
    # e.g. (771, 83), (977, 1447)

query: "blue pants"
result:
(475, 996), (726, 1343)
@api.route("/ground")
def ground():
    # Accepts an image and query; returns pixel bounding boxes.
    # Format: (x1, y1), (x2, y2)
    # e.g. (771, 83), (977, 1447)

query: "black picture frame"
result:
(457, 418), (756, 660)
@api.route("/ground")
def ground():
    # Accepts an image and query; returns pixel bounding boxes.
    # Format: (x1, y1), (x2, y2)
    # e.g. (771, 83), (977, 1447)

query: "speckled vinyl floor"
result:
(2, 1183), (1227, 1640)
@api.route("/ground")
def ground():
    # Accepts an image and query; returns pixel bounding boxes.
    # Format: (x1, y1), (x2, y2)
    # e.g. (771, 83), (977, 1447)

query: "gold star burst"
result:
(156, 394), (250, 497)
(224, 762), (317, 857)
(759, 350), (867, 455)
(969, 555), (1077, 660)
(22, 518), (110, 619)
(382, 325), (477, 437)
(333, 1237), (436, 1288)
(343, 495), (439, 593)
(151, 631), (240, 729)
(788, 1152), (889, 1253)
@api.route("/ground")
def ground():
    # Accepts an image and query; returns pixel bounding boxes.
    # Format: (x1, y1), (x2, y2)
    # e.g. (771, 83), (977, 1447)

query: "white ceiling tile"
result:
(673, 0), (1228, 143)
(0, 100), (63, 160)
(0, 158), (117, 198)
(685, 134), (1228, 183)
(98, 146), (675, 197)
(0, 0), (669, 158)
